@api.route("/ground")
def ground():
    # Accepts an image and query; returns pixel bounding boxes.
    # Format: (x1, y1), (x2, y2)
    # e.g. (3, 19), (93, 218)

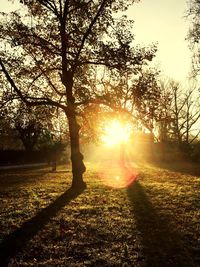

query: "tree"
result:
(170, 81), (200, 149)
(156, 80), (174, 143)
(85, 67), (161, 134)
(38, 132), (67, 171)
(0, 86), (65, 151)
(187, 0), (200, 76)
(157, 80), (200, 150)
(132, 69), (162, 134)
(0, 0), (155, 188)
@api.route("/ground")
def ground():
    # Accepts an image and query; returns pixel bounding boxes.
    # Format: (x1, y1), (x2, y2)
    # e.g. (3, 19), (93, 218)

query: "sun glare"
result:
(101, 120), (131, 147)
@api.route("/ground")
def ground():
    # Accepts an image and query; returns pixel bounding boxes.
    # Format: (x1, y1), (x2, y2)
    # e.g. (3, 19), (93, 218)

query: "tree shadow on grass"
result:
(50, 170), (71, 174)
(127, 181), (193, 267)
(152, 160), (200, 177)
(0, 186), (85, 267)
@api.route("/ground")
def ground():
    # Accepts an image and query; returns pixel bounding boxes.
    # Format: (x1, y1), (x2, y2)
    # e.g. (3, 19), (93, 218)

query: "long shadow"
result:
(50, 170), (70, 174)
(151, 160), (200, 177)
(127, 182), (193, 267)
(0, 186), (85, 267)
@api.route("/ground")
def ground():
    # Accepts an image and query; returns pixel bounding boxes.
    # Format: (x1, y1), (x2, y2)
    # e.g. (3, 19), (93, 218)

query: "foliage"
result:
(190, 141), (200, 161)
(0, 0), (150, 108)
(133, 69), (162, 132)
(161, 80), (200, 147)
(187, 0), (200, 76)
(0, 95), (67, 150)
(37, 131), (67, 169)
(0, 0), (157, 186)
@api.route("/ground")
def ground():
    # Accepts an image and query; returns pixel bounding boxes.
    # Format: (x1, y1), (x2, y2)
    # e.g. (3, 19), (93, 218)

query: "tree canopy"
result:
(0, 0), (156, 187)
(187, 0), (200, 76)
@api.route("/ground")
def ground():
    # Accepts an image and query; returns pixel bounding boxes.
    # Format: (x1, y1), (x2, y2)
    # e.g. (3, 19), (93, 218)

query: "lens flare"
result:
(99, 160), (138, 188)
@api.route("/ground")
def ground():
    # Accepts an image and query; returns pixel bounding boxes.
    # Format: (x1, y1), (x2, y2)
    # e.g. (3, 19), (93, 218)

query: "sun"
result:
(101, 119), (131, 147)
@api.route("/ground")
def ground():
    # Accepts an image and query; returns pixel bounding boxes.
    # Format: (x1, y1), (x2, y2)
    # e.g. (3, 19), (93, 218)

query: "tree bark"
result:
(66, 110), (86, 189)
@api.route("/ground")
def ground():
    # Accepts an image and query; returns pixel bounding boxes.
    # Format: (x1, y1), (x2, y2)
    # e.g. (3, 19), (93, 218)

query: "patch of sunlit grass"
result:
(0, 162), (199, 266)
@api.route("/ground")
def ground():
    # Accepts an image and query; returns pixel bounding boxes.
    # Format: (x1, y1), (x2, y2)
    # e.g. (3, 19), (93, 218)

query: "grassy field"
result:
(0, 161), (199, 267)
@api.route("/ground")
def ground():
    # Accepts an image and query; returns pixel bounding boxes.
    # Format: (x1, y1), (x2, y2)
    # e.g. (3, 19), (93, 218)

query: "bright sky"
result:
(127, 0), (192, 81)
(1, 0), (192, 81)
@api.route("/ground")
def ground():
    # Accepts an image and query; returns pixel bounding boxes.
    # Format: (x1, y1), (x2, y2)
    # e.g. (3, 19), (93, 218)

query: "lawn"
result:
(0, 161), (199, 267)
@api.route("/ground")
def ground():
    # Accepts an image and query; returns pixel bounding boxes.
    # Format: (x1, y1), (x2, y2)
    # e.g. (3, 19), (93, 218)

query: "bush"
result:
(0, 146), (69, 166)
(0, 150), (48, 165)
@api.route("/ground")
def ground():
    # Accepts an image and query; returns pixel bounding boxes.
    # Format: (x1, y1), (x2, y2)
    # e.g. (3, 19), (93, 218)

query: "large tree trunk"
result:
(61, 62), (86, 187)
(67, 111), (86, 189)
(60, 16), (86, 187)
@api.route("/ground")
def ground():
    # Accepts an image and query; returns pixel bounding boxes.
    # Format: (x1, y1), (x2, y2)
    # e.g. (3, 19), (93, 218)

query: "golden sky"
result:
(127, 0), (192, 81)
(0, 0), (192, 82)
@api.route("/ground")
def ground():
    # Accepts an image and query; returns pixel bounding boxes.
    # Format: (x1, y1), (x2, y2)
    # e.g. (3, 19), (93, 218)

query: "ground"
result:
(0, 161), (199, 267)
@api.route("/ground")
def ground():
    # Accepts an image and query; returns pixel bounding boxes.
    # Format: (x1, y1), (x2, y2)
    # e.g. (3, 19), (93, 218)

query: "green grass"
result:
(0, 162), (199, 267)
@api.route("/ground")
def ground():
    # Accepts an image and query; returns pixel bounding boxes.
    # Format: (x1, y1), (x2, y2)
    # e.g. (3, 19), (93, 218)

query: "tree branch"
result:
(73, 0), (108, 73)
(0, 58), (68, 112)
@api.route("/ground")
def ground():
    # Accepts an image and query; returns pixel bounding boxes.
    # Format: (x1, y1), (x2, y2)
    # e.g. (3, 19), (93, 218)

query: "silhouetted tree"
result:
(187, 0), (200, 76)
(157, 80), (200, 150)
(0, 84), (67, 151)
(87, 68), (161, 135)
(170, 81), (200, 149)
(133, 69), (162, 133)
(156, 80), (174, 143)
(0, 0), (156, 188)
